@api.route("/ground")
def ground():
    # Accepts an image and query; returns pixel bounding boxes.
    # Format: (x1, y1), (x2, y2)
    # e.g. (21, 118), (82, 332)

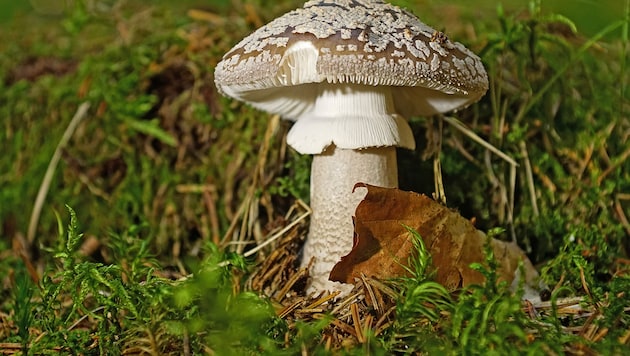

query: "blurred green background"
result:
(1, 0), (627, 39)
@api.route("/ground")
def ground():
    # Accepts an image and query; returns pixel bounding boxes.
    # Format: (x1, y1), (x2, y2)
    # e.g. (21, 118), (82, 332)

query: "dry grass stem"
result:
(520, 141), (540, 216)
(27, 102), (91, 244)
(443, 115), (518, 167)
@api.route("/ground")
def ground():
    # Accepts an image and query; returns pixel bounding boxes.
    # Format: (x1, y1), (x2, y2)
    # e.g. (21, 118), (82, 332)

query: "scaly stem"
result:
(302, 145), (397, 293)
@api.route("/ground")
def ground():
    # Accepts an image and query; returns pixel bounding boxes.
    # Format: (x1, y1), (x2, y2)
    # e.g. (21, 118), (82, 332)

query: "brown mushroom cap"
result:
(214, 0), (489, 120)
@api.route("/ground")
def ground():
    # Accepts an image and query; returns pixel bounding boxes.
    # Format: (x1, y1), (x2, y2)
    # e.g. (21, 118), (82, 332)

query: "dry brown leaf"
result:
(330, 184), (538, 290)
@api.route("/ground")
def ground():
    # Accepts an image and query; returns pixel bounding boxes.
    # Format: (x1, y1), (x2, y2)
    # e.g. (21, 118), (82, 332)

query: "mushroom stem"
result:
(287, 83), (412, 294)
(302, 145), (398, 293)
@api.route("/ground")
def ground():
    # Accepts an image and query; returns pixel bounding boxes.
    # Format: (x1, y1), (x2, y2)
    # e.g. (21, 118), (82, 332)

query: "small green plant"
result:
(171, 243), (286, 354)
(541, 226), (623, 296)
(384, 226), (453, 352)
(32, 206), (175, 354)
(395, 225), (453, 322)
(448, 232), (558, 355)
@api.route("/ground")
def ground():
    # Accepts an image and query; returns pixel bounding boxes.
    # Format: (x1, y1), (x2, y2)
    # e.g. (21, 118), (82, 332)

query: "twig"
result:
(519, 141), (539, 216)
(443, 116), (518, 167)
(243, 200), (310, 258)
(218, 200), (310, 267)
(614, 195), (630, 237)
(351, 303), (364, 343)
(67, 306), (105, 331)
(597, 145), (630, 186)
(508, 162), (517, 241)
(27, 102), (91, 244)
(276, 266), (309, 302)
(202, 184), (221, 245)
(305, 291), (341, 310)
(433, 117), (446, 204)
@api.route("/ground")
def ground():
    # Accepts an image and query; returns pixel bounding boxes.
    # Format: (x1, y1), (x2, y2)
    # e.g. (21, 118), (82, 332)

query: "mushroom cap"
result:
(214, 0), (489, 120)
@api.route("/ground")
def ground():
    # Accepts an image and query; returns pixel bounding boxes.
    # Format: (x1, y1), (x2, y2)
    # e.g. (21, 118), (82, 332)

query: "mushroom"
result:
(214, 0), (488, 293)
